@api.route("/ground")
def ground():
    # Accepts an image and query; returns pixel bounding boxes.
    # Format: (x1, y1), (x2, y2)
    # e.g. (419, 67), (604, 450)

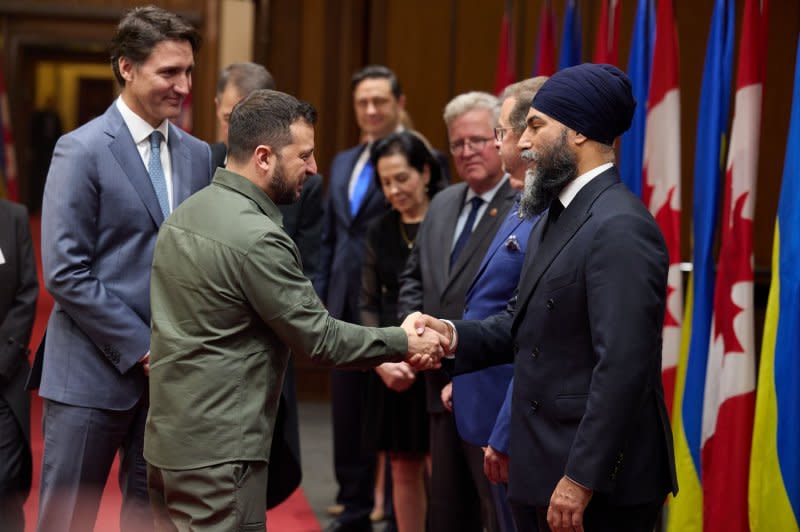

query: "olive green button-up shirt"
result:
(144, 168), (407, 470)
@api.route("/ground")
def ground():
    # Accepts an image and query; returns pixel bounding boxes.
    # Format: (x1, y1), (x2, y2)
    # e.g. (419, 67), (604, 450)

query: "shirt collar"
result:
(558, 162), (614, 208)
(465, 173), (509, 205)
(212, 167), (283, 226)
(116, 97), (170, 146)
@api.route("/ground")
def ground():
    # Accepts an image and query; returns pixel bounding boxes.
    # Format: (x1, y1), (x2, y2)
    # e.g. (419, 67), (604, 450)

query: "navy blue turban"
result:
(531, 63), (635, 146)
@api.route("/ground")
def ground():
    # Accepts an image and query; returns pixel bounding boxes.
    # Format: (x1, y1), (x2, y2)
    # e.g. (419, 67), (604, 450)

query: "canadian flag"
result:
(701, 0), (764, 529)
(593, 0), (620, 65)
(642, 0), (681, 417)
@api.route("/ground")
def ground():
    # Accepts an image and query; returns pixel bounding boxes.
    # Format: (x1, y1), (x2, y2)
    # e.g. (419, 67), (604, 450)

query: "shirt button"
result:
(546, 298), (555, 310)
(532, 346), (540, 358)
(530, 400), (540, 412)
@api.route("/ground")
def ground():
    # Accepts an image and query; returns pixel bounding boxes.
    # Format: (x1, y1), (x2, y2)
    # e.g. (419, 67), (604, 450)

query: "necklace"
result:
(399, 222), (415, 249)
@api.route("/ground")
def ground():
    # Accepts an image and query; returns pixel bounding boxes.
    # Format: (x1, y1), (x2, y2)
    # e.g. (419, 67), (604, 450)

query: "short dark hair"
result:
(351, 65), (402, 99)
(216, 62), (276, 97)
(110, 5), (201, 86)
(369, 131), (442, 199)
(227, 90), (317, 165)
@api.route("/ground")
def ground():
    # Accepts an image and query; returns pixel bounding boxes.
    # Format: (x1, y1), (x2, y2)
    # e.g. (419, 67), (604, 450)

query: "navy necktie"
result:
(350, 160), (373, 217)
(450, 196), (484, 269)
(542, 199), (565, 241)
(148, 131), (170, 218)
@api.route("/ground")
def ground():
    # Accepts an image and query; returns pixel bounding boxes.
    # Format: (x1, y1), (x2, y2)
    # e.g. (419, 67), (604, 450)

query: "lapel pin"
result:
(489, 207), (498, 217)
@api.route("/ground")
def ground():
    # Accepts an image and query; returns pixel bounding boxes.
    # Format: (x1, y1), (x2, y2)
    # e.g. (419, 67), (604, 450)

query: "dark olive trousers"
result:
(147, 461), (268, 532)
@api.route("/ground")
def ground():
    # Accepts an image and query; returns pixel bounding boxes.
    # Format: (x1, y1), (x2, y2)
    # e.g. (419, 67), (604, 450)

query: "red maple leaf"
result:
(712, 179), (754, 357)
(643, 170), (681, 328)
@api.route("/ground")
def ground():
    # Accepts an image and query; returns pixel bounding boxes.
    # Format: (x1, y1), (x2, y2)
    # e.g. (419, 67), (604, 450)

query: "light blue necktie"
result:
(148, 131), (170, 218)
(350, 160), (373, 217)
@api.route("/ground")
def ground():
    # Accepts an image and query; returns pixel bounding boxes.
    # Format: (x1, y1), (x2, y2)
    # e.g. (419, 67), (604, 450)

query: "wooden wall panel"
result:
(375, 0), (456, 154)
(0, 0), (217, 207)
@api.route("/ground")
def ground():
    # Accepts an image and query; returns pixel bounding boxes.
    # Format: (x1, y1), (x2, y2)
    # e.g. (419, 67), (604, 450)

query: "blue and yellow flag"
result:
(558, 0), (581, 70)
(619, 0), (655, 197)
(749, 34), (800, 532)
(668, 0), (734, 529)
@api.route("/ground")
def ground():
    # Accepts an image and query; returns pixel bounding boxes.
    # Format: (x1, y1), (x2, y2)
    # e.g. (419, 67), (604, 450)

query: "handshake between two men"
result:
(399, 312), (454, 371)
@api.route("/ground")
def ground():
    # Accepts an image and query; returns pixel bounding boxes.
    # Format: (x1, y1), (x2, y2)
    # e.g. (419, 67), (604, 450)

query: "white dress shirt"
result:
(116, 97), (174, 212)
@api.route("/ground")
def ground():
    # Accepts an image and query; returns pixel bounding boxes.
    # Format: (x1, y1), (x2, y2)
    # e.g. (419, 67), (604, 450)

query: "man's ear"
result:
(397, 94), (407, 110)
(572, 130), (589, 146)
(254, 145), (274, 172)
(119, 57), (134, 84)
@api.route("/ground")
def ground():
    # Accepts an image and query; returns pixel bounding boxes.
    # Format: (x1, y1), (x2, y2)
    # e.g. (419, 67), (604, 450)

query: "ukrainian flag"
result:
(749, 35), (800, 532)
(619, 0), (655, 198)
(668, 0), (734, 529)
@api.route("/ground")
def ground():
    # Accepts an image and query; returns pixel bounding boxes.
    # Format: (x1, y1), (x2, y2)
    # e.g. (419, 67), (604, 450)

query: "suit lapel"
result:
(105, 105), (164, 227)
(438, 185), (469, 283)
(447, 180), (515, 285)
(465, 207), (525, 298)
(512, 169), (620, 331)
(168, 124), (192, 205)
(443, 180), (514, 297)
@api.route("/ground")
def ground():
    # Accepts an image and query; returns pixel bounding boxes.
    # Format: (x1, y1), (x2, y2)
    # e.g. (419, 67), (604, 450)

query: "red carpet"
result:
(22, 215), (321, 531)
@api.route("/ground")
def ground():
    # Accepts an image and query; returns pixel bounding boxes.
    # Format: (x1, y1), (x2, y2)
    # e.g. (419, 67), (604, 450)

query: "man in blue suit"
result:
(315, 65), (448, 532)
(450, 77), (547, 532)
(37, 7), (212, 531)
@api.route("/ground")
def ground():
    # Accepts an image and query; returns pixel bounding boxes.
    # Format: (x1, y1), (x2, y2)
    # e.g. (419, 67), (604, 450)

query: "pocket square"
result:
(505, 235), (520, 251)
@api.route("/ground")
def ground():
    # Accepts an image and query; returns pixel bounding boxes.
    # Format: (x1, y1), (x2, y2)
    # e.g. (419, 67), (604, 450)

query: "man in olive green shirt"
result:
(144, 90), (445, 531)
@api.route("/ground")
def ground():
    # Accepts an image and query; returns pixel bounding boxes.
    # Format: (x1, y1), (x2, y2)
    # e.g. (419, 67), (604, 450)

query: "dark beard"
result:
(519, 129), (578, 218)
(268, 157), (296, 205)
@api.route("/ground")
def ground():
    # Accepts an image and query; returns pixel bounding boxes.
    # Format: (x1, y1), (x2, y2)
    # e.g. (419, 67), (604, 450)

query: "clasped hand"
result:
(400, 312), (452, 371)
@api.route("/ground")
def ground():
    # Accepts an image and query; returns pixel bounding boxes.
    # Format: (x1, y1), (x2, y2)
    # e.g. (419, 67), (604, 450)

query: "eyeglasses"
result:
(449, 136), (493, 156)
(494, 127), (513, 142)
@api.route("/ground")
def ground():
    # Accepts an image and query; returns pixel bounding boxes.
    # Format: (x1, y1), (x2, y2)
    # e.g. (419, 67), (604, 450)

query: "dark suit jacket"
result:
(453, 168), (678, 507)
(397, 179), (516, 413)
(0, 199), (38, 496)
(210, 142), (323, 508)
(314, 143), (450, 320)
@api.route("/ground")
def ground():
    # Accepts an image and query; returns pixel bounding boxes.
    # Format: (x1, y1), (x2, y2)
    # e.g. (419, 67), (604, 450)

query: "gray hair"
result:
(443, 91), (500, 128)
(216, 62), (276, 96)
(500, 77), (548, 135)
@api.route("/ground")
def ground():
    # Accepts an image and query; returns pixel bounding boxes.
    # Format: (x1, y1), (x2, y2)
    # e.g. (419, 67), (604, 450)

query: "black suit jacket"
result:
(0, 199), (38, 496)
(210, 141), (323, 508)
(453, 168), (678, 507)
(397, 179), (516, 413)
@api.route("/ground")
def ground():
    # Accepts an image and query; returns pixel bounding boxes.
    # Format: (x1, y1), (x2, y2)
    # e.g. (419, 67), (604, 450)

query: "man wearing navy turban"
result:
(419, 63), (679, 531)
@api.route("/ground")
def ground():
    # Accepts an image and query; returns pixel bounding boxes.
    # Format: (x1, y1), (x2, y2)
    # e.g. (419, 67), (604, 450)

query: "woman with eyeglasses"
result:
(360, 131), (443, 532)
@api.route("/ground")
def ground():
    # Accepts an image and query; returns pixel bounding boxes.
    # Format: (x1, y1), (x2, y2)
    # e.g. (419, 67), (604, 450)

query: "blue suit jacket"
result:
(40, 102), (212, 410)
(453, 198), (538, 448)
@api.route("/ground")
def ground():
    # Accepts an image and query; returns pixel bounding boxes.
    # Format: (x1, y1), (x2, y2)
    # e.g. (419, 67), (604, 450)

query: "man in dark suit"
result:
(37, 7), (212, 531)
(0, 199), (38, 531)
(397, 91), (516, 532)
(314, 65), (449, 532)
(423, 63), (678, 532)
(211, 61), (323, 508)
